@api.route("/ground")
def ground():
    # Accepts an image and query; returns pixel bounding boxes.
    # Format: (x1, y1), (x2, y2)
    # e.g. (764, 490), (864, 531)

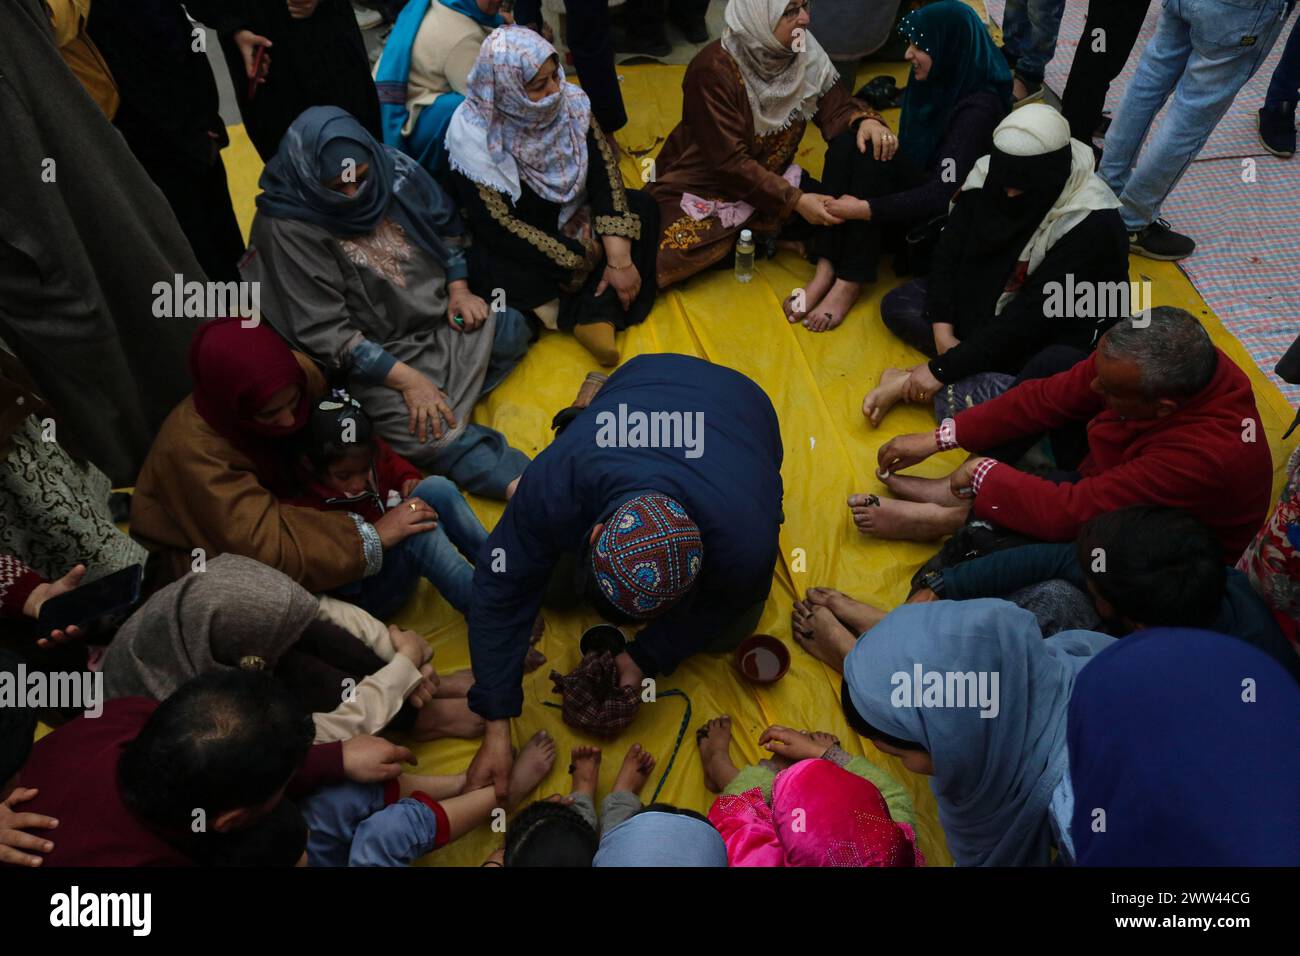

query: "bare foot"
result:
(880, 471), (966, 507)
(433, 668), (474, 698)
(611, 743), (656, 797)
(791, 602), (857, 672)
(696, 716), (739, 793)
(862, 367), (910, 428)
(411, 696), (487, 741)
(568, 745), (601, 798)
(805, 586), (886, 634)
(848, 494), (969, 541)
(785, 258), (835, 322)
(803, 278), (862, 332)
(506, 730), (557, 809)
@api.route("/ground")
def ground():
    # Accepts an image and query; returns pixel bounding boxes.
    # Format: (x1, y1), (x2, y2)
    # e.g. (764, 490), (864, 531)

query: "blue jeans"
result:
(1001, 0), (1068, 82)
(1100, 0), (1290, 230)
(1265, 9), (1300, 107)
(343, 475), (489, 619)
(300, 782), (443, 867)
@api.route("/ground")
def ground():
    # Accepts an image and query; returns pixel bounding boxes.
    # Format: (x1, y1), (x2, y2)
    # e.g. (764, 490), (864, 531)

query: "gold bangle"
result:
(606, 260), (635, 271)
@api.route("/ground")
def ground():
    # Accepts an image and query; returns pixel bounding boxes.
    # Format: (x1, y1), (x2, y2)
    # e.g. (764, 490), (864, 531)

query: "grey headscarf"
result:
(102, 554), (319, 701)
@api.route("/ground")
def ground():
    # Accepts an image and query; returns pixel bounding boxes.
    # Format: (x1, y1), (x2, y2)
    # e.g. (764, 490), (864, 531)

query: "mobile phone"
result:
(248, 45), (266, 100)
(37, 564), (144, 636)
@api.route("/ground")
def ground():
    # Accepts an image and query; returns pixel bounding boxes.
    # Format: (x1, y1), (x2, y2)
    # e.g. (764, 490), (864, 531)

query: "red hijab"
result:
(189, 318), (309, 493)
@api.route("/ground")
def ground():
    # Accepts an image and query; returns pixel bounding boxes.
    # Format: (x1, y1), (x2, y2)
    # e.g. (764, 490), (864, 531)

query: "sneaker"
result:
(1129, 219), (1196, 261)
(671, 14), (710, 44)
(1258, 102), (1296, 158)
(616, 19), (672, 58)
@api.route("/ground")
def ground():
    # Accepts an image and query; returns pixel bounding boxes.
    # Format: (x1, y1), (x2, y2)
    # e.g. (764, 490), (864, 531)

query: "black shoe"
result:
(1258, 102), (1296, 158)
(672, 14), (710, 44)
(616, 26), (672, 58)
(1129, 219), (1196, 261)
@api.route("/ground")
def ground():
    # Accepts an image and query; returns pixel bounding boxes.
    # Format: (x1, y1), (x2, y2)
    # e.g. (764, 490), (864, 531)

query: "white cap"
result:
(992, 103), (1070, 156)
(740, 229), (753, 241)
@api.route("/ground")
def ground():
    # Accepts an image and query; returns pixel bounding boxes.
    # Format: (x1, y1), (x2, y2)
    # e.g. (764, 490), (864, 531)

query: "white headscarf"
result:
(720, 0), (840, 135)
(959, 104), (1121, 314)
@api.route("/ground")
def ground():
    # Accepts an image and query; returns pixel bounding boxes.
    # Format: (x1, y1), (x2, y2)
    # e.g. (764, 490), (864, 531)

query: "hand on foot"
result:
(862, 367), (910, 427)
(878, 470), (967, 507)
(759, 725), (838, 762)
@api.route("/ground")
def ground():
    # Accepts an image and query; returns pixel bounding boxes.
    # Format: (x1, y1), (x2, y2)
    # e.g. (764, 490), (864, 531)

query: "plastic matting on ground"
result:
(218, 57), (1298, 867)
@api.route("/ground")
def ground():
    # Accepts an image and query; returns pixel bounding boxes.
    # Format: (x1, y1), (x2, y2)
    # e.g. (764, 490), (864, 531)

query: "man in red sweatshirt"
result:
(864, 307), (1273, 563)
(0, 669), (415, 867)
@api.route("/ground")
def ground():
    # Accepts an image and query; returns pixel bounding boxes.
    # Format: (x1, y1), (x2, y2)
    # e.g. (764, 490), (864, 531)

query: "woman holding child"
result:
(242, 106), (531, 500)
(131, 319), (496, 636)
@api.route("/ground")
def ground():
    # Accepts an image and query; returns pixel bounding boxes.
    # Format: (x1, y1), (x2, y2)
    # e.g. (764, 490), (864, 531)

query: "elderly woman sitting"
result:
(647, 0), (881, 289)
(445, 26), (659, 367)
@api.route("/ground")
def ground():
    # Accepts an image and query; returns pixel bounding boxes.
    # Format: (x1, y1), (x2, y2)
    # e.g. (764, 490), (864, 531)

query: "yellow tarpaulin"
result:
(219, 61), (1298, 868)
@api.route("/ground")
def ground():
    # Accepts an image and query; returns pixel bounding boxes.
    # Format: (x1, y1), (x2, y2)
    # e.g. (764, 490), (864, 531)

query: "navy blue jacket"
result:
(466, 354), (784, 720)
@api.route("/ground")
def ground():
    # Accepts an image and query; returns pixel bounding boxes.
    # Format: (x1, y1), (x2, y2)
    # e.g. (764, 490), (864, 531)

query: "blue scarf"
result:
(896, 1), (1013, 168)
(842, 599), (1113, 866)
(374, 0), (504, 153)
(1069, 627), (1300, 866)
(256, 106), (466, 279)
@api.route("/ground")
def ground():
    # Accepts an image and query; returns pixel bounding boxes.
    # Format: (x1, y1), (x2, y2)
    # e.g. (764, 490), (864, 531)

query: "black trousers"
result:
(515, 0), (628, 132)
(1060, 0), (1154, 142)
(811, 129), (925, 283)
(120, 129), (246, 284)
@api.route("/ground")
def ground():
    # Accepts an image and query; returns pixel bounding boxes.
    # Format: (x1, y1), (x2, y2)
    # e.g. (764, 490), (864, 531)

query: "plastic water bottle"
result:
(734, 229), (755, 283)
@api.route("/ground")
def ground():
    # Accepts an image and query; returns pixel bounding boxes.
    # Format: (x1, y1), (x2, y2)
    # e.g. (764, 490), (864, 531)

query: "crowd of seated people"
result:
(1, 0), (1297, 871)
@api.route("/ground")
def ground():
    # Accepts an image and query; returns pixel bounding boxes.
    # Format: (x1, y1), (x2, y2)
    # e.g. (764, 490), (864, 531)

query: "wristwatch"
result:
(919, 569), (946, 597)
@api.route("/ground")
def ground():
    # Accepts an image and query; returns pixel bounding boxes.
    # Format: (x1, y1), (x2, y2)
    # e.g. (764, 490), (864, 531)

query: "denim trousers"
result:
(342, 475), (489, 620)
(1001, 0), (1069, 82)
(1100, 0), (1290, 230)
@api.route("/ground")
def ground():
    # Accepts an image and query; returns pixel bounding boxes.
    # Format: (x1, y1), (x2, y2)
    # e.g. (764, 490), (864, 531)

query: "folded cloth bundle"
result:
(549, 651), (641, 737)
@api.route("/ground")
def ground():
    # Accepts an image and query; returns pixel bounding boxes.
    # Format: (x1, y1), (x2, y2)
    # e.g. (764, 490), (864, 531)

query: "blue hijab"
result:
(256, 106), (466, 279)
(374, 0), (504, 159)
(593, 811), (728, 867)
(896, 1), (1013, 168)
(843, 599), (1113, 866)
(1069, 628), (1300, 866)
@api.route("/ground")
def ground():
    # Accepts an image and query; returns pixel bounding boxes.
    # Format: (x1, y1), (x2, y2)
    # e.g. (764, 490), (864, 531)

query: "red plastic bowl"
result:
(733, 634), (791, 684)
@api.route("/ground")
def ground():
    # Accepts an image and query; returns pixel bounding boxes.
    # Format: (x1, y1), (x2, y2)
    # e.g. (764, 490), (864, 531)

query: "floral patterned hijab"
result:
(446, 25), (591, 206)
